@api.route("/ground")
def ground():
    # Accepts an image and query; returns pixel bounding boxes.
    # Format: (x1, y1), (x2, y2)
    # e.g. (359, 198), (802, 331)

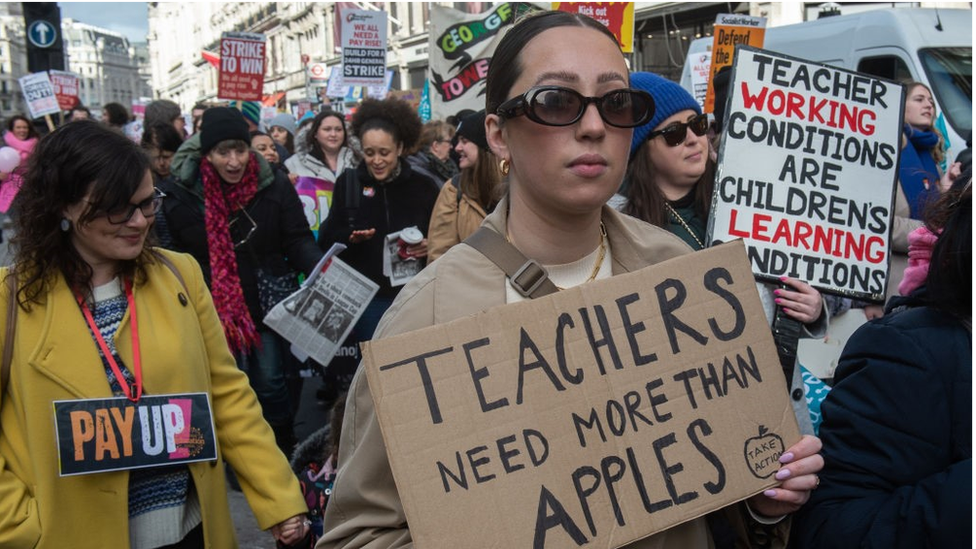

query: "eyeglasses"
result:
(101, 187), (166, 224)
(496, 86), (655, 128)
(229, 205), (257, 248)
(647, 113), (709, 146)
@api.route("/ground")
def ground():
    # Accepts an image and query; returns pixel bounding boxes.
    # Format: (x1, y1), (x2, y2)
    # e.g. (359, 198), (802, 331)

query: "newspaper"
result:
(263, 244), (379, 368)
(382, 228), (424, 287)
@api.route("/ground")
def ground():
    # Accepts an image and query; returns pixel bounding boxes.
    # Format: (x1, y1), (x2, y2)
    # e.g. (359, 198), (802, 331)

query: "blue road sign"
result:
(28, 20), (57, 49)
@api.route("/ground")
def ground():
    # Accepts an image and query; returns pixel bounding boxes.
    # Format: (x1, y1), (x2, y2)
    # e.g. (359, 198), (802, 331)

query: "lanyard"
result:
(76, 278), (142, 402)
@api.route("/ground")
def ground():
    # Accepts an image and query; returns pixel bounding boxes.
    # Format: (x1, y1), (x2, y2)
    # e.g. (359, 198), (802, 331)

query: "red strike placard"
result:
(218, 32), (267, 101)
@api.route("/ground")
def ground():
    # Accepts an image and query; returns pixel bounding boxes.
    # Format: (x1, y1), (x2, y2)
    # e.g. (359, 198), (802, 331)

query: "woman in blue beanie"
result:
(623, 72), (828, 436)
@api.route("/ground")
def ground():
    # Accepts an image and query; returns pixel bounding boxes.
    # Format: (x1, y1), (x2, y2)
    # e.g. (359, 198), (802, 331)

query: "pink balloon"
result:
(0, 147), (19, 173)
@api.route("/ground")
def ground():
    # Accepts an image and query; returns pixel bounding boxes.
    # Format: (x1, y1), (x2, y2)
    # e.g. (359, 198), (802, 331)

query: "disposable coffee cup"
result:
(399, 226), (423, 245)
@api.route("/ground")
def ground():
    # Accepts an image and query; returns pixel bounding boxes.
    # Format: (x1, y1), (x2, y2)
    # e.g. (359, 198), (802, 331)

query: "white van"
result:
(681, 8), (972, 160)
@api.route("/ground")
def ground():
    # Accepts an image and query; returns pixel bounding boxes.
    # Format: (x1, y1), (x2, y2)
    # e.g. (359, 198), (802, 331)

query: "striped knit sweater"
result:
(88, 279), (202, 549)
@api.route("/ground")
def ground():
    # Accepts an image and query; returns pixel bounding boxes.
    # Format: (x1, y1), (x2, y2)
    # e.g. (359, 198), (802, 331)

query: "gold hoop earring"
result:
(499, 158), (510, 176)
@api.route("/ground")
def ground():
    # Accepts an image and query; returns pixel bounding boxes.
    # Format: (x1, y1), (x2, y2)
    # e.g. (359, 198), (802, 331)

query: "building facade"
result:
(141, 1), (971, 115)
(63, 18), (151, 110)
(0, 3), (28, 116)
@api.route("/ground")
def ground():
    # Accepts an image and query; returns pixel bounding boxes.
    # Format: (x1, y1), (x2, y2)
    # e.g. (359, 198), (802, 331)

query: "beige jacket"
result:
(319, 200), (791, 549)
(426, 179), (488, 263)
(889, 184), (924, 299)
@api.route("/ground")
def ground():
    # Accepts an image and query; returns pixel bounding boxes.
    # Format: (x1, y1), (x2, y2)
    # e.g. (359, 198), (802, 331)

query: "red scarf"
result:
(200, 153), (261, 354)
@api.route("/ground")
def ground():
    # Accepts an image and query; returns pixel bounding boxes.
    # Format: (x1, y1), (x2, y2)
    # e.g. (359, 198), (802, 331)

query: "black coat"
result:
(793, 300), (971, 548)
(319, 159), (439, 297)
(159, 167), (322, 325)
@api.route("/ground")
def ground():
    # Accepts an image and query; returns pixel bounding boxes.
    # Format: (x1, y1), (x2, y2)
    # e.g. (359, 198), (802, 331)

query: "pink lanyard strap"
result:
(76, 278), (142, 402)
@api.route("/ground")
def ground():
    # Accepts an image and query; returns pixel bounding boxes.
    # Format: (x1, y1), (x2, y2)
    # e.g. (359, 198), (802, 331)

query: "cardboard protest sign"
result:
(48, 70), (80, 110)
(428, 3), (522, 119)
(341, 9), (387, 86)
(552, 2), (635, 52)
(54, 393), (217, 476)
(364, 241), (800, 548)
(708, 47), (904, 301)
(218, 32), (266, 101)
(704, 14), (766, 114)
(18, 72), (59, 119)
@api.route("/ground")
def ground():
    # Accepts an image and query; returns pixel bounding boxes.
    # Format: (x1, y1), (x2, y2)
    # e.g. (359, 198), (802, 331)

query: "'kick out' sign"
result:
(709, 47), (904, 301)
(54, 393), (217, 476)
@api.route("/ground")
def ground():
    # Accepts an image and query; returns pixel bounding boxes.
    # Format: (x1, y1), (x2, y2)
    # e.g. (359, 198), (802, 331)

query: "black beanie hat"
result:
(455, 110), (489, 152)
(200, 107), (251, 154)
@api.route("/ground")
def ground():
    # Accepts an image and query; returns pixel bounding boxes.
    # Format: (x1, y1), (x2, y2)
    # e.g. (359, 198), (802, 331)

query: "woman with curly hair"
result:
(317, 97), (439, 396)
(0, 120), (310, 547)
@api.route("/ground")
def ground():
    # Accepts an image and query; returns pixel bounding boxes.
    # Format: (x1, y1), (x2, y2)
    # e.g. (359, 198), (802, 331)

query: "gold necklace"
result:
(506, 222), (608, 290)
(664, 202), (704, 250)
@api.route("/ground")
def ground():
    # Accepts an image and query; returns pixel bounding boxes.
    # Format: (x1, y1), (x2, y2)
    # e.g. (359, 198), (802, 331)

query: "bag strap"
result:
(150, 248), (189, 296)
(463, 227), (558, 299)
(2, 273), (17, 394)
(342, 167), (361, 229)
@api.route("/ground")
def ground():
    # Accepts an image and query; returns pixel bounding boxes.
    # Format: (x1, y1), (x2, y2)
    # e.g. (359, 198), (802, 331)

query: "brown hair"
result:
(624, 143), (715, 229)
(459, 148), (505, 210)
(9, 120), (152, 309)
(904, 81), (946, 166)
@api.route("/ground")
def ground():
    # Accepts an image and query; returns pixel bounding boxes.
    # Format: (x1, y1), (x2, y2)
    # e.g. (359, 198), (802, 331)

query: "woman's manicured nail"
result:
(775, 469), (792, 480)
(779, 452), (795, 463)
(764, 490), (777, 497)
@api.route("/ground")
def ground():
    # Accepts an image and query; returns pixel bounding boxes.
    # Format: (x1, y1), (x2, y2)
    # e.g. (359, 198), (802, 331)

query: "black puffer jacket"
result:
(319, 159), (439, 298)
(160, 134), (322, 324)
(793, 295), (971, 548)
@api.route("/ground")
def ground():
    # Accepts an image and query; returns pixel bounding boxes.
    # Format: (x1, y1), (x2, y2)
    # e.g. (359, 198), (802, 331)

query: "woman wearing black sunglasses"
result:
(624, 73), (828, 438)
(320, 12), (823, 549)
(623, 72), (713, 247)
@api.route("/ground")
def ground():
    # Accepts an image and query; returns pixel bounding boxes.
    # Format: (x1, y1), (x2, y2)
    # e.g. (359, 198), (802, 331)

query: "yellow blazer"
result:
(0, 249), (307, 548)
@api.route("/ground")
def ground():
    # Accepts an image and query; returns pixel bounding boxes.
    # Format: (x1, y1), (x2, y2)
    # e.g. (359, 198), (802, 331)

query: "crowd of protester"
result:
(0, 8), (968, 548)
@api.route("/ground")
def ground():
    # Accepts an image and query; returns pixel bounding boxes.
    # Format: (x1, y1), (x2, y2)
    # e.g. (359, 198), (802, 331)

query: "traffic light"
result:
(23, 2), (65, 72)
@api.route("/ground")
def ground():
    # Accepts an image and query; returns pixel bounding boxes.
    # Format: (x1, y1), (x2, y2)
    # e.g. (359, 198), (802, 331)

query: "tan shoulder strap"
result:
(463, 227), (558, 299)
(2, 274), (17, 394)
(150, 248), (189, 295)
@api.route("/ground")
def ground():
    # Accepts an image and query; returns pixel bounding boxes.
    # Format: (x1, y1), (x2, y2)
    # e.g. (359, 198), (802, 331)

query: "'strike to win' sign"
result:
(364, 241), (800, 548)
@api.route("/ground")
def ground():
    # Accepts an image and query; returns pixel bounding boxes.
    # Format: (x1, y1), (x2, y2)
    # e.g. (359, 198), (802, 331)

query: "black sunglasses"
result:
(497, 86), (655, 128)
(229, 205), (258, 248)
(101, 187), (166, 224)
(647, 113), (709, 146)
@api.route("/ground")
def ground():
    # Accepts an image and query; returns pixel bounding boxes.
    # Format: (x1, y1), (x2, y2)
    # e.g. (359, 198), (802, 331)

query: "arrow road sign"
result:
(28, 20), (57, 49)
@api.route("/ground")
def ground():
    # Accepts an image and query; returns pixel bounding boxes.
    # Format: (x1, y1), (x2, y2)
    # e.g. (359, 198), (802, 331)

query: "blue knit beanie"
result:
(629, 72), (702, 156)
(229, 100), (262, 126)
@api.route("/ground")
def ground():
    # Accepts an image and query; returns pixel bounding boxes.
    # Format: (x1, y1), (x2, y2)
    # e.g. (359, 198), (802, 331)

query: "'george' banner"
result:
(218, 32), (266, 102)
(708, 47), (904, 301)
(428, 3), (522, 120)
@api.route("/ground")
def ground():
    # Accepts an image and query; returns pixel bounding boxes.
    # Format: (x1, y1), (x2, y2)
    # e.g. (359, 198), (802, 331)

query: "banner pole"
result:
(43, 114), (55, 132)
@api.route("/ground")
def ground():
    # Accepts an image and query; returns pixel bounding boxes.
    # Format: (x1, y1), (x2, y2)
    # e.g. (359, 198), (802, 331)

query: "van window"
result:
(857, 55), (912, 82)
(919, 47), (972, 138)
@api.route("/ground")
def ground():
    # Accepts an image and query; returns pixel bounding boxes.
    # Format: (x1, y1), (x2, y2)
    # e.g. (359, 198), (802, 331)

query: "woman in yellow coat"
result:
(0, 121), (309, 548)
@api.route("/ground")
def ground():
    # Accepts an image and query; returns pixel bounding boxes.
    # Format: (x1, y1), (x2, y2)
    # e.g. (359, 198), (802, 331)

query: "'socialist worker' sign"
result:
(364, 242), (800, 548)
(218, 32), (266, 102)
(708, 48), (903, 301)
(341, 9), (388, 87)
